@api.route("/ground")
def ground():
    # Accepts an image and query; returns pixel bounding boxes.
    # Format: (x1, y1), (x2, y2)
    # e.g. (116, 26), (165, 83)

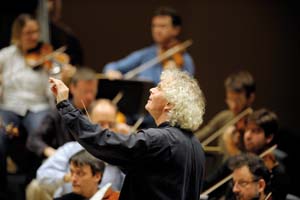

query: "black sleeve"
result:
(54, 192), (85, 200)
(271, 164), (290, 200)
(57, 100), (154, 169)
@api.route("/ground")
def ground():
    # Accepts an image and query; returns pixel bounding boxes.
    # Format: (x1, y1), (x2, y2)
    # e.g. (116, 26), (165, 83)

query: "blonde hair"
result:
(11, 14), (37, 46)
(160, 69), (205, 131)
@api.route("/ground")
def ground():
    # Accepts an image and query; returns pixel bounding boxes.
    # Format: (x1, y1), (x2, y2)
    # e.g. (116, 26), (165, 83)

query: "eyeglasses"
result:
(22, 29), (39, 37)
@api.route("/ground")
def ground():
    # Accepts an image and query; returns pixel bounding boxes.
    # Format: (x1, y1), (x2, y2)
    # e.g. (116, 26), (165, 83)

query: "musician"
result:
(54, 150), (120, 200)
(241, 109), (289, 200)
(26, 67), (98, 158)
(0, 13), (53, 198)
(229, 153), (272, 200)
(49, 69), (206, 200)
(103, 6), (195, 85)
(27, 98), (129, 200)
(195, 70), (255, 140)
(195, 70), (256, 173)
(203, 108), (289, 200)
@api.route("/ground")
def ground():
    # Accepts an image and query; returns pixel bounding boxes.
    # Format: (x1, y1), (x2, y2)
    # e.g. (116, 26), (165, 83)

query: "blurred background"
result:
(1, 0), (299, 197)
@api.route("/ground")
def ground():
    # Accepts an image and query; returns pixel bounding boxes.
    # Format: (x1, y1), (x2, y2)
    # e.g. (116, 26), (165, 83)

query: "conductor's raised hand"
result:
(49, 77), (69, 103)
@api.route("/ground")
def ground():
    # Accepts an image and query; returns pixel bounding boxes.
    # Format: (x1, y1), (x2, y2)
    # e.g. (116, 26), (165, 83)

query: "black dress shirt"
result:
(57, 100), (205, 200)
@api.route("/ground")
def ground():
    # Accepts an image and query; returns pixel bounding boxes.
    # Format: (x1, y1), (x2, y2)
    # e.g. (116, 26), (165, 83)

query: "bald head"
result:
(90, 99), (117, 129)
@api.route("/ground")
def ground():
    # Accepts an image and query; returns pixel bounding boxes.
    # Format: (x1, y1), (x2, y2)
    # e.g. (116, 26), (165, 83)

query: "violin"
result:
(261, 150), (279, 171)
(102, 187), (120, 200)
(0, 118), (19, 138)
(222, 114), (248, 156)
(160, 41), (184, 70)
(124, 39), (192, 79)
(202, 108), (253, 147)
(25, 42), (69, 74)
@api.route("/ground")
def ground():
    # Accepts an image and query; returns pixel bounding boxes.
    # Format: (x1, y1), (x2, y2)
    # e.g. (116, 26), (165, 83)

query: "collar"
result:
(157, 121), (171, 128)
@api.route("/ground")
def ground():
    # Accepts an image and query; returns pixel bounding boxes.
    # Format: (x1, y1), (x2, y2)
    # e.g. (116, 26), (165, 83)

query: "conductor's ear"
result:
(164, 102), (174, 112)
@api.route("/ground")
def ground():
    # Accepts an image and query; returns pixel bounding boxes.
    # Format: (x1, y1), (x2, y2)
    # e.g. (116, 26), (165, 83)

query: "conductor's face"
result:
(145, 82), (168, 120)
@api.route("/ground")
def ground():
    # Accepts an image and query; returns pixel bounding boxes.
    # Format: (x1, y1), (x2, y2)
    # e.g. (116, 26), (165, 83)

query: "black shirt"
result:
(54, 192), (86, 200)
(57, 100), (206, 200)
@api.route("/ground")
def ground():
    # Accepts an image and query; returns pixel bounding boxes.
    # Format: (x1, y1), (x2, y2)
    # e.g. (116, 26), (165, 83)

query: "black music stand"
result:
(96, 78), (155, 117)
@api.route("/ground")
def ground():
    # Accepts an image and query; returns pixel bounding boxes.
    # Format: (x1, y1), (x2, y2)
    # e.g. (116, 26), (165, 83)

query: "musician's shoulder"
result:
(138, 44), (156, 52)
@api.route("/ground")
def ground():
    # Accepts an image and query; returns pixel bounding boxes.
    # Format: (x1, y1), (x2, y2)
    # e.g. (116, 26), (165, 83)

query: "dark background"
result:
(1, 0), (299, 196)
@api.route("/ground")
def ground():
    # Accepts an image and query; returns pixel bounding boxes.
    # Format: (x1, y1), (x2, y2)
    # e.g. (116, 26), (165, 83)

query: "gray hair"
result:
(160, 69), (205, 131)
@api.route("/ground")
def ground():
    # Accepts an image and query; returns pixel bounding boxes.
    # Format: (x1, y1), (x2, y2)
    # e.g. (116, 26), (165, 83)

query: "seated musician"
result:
(103, 7), (195, 129)
(229, 153), (272, 200)
(202, 108), (290, 200)
(54, 149), (120, 200)
(195, 70), (256, 174)
(26, 98), (129, 199)
(103, 6), (195, 85)
(0, 13), (55, 198)
(26, 67), (99, 158)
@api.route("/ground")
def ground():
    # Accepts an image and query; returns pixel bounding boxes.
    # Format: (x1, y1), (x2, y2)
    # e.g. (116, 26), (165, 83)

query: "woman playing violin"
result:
(0, 13), (56, 196)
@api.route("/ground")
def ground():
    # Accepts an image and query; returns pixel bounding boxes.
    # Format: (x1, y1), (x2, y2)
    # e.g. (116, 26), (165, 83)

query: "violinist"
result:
(103, 6), (195, 85)
(26, 67), (98, 159)
(103, 7), (195, 129)
(242, 109), (289, 200)
(0, 13), (53, 197)
(202, 108), (290, 200)
(195, 70), (256, 173)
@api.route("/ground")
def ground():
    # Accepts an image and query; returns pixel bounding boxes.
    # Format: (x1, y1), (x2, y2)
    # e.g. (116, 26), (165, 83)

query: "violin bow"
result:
(264, 192), (272, 200)
(112, 91), (124, 105)
(201, 107), (253, 146)
(131, 115), (144, 133)
(123, 40), (193, 79)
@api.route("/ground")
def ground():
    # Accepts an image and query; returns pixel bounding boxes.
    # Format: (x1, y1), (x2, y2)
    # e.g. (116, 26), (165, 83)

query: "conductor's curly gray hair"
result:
(160, 69), (205, 132)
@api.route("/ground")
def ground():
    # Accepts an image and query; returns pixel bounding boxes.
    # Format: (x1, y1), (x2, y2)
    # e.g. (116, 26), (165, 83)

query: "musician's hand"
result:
(114, 123), (131, 134)
(222, 125), (241, 156)
(43, 146), (57, 157)
(49, 77), (69, 103)
(63, 173), (71, 183)
(262, 153), (278, 170)
(105, 70), (123, 80)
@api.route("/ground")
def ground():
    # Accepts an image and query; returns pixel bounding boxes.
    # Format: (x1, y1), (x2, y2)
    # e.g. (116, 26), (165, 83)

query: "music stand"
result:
(96, 78), (155, 116)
